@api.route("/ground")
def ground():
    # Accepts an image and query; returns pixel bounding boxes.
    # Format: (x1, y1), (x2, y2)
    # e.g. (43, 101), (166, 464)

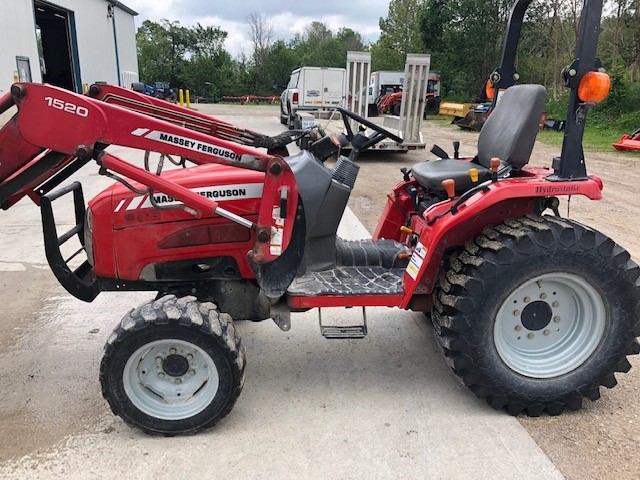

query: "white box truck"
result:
(280, 67), (346, 127)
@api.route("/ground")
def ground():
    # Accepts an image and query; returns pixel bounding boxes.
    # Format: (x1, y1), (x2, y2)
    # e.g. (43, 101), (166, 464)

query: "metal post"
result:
(108, 2), (122, 87)
(552, 0), (604, 180)
(489, 0), (533, 98)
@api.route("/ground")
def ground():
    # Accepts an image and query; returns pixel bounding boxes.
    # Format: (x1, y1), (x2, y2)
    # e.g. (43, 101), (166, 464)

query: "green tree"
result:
(417, 0), (511, 99)
(372, 0), (424, 71)
(136, 20), (192, 87)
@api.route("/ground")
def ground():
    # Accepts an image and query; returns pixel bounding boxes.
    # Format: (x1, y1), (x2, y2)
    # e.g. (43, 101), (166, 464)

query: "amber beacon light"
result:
(577, 71), (610, 103)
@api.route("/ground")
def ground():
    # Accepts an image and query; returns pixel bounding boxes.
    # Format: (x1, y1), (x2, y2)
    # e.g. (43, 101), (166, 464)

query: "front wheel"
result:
(100, 295), (245, 435)
(432, 215), (640, 416)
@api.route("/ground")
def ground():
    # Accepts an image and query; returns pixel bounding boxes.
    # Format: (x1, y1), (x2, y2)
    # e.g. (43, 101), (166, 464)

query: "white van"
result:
(280, 67), (346, 126)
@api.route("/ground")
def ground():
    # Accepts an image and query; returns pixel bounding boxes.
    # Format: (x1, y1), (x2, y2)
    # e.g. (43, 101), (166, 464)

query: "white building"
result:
(0, 0), (138, 96)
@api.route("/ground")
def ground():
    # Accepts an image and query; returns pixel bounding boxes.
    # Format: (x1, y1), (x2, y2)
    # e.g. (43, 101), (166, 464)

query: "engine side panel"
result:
(89, 164), (265, 281)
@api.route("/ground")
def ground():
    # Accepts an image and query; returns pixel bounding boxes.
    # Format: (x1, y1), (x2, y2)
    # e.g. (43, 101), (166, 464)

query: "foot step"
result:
(320, 325), (367, 339)
(319, 307), (368, 339)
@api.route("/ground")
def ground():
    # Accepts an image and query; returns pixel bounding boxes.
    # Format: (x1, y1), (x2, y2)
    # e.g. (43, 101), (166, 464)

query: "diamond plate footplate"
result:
(287, 267), (404, 296)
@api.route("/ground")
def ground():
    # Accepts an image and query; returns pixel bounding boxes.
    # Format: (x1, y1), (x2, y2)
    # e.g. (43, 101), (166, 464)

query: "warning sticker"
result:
(406, 242), (427, 280)
(270, 228), (283, 256)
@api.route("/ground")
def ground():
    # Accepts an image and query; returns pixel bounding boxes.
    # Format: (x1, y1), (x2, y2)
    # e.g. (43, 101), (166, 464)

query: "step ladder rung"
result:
(319, 307), (368, 339)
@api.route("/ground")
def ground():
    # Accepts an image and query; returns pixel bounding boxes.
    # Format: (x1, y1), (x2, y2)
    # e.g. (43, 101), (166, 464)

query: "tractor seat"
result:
(412, 160), (491, 193)
(411, 84), (547, 194)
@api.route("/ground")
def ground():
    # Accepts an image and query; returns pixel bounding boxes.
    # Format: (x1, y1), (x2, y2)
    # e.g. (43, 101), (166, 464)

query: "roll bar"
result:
(488, 0), (604, 180)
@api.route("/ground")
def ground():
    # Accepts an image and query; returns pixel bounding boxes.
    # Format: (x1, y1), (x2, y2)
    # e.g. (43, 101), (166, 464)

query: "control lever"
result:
(400, 167), (411, 182)
(453, 141), (460, 159)
(430, 144), (449, 159)
(490, 157), (501, 182)
(442, 179), (456, 199)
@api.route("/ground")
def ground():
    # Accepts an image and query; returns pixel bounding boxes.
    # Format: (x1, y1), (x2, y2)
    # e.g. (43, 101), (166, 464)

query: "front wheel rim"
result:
(494, 272), (606, 379)
(123, 339), (220, 420)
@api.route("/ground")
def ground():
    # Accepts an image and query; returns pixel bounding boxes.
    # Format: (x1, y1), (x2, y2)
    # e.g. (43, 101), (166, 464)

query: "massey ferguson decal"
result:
(114, 184), (264, 212)
(132, 129), (242, 161)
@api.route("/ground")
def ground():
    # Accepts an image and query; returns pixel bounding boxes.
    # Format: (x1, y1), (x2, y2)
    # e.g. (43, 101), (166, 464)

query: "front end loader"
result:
(0, 0), (638, 435)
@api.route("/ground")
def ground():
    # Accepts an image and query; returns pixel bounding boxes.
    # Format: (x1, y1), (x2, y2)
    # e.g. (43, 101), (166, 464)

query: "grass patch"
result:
(537, 118), (639, 153)
(423, 114), (455, 125)
(540, 77), (640, 154)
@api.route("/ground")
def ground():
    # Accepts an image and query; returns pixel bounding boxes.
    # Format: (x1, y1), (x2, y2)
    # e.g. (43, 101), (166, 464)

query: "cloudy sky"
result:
(123, 0), (391, 57)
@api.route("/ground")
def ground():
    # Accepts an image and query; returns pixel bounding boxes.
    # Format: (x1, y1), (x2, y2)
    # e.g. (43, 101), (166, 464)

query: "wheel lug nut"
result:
(155, 357), (162, 364)
(544, 330), (550, 336)
(186, 354), (193, 361)
(170, 348), (177, 355)
(554, 316), (561, 323)
(189, 370), (195, 376)
(552, 301), (559, 308)
(158, 373), (165, 379)
(513, 310), (521, 316)
(540, 293), (547, 299)
(527, 333), (534, 339)
(175, 378), (182, 384)
(524, 297), (531, 303)
(515, 325), (522, 331)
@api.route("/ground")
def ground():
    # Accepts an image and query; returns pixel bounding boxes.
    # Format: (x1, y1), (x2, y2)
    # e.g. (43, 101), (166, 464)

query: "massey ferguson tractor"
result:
(0, 0), (638, 435)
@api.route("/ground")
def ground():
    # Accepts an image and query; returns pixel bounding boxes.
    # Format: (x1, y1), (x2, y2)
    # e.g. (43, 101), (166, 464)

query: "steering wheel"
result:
(335, 106), (403, 150)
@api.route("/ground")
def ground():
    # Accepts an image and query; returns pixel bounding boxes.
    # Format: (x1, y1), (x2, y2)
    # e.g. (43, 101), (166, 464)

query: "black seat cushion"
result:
(412, 159), (491, 193)
(477, 84), (546, 170)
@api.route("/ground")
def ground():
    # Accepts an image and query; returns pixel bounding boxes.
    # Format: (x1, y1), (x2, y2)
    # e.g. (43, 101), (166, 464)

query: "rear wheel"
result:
(432, 215), (640, 416)
(424, 97), (440, 117)
(100, 295), (245, 435)
(392, 103), (401, 116)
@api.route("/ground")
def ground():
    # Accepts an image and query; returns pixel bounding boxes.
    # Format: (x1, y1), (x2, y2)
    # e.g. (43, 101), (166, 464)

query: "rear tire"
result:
(100, 295), (245, 435)
(432, 215), (640, 416)
(280, 102), (288, 125)
(424, 97), (440, 118)
(392, 103), (401, 116)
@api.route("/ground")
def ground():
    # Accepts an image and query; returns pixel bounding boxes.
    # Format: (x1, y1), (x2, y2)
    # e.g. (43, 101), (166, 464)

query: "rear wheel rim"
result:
(123, 339), (219, 420)
(494, 272), (606, 378)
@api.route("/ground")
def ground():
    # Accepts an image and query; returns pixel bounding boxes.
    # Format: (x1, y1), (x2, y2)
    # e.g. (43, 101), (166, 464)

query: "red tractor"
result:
(376, 74), (441, 117)
(0, 0), (637, 435)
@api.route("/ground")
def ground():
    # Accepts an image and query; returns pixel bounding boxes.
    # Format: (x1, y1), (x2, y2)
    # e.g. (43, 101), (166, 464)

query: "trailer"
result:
(294, 52), (430, 153)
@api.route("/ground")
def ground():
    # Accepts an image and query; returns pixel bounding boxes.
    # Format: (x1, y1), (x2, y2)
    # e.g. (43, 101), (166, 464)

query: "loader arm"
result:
(87, 84), (266, 150)
(0, 83), (299, 265)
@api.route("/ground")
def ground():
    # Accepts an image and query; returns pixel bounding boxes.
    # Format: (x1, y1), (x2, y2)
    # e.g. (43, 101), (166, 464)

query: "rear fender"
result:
(373, 179), (417, 241)
(400, 176), (603, 308)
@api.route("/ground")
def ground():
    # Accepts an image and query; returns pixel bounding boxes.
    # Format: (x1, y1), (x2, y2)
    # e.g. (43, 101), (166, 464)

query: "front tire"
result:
(432, 216), (640, 416)
(100, 295), (245, 435)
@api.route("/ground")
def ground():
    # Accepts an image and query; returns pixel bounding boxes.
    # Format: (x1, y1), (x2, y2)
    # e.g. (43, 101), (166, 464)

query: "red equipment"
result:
(0, 0), (638, 436)
(376, 74), (441, 117)
(613, 128), (640, 152)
